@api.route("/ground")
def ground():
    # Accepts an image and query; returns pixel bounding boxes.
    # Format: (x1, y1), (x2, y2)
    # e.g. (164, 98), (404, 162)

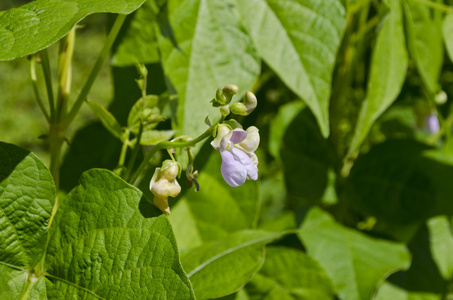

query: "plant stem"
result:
(411, 0), (452, 12)
(38, 49), (55, 122)
(56, 28), (75, 120)
(30, 55), (50, 123)
(63, 14), (127, 128)
(124, 122), (144, 181)
(129, 126), (215, 184)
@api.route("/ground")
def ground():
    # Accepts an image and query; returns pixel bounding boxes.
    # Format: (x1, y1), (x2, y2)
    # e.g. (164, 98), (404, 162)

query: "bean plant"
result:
(1, 0), (453, 299)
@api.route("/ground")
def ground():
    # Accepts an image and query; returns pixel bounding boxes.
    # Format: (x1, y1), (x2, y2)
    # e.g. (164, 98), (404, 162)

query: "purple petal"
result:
(232, 148), (258, 181)
(220, 150), (247, 187)
(425, 114), (440, 133)
(230, 129), (247, 144)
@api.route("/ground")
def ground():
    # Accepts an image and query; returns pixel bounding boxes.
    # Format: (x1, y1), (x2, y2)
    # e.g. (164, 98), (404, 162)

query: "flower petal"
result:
(230, 129), (247, 144)
(237, 126), (260, 153)
(220, 150), (247, 187)
(232, 147), (258, 181)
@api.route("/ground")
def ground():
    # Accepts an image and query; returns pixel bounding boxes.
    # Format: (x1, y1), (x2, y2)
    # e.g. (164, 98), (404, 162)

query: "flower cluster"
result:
(211, 124), (260, 187)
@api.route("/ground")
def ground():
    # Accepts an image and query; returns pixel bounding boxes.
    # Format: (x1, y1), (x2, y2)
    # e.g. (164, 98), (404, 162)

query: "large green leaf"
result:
(0, 142), (55, 269)
(111, 0), (160, 66)
(182, 230), (284, 300)
(404, 0), (443, 94)
(235, 0), (346, 137)
(44, 169), (194, 299)
(157, 0), (260, 138)
(0, 0), (147, 61)
(298, 207), (411, 300)
(245, 246), (335, 300)
(348, 0), (408, 155)
(443, 12), (453, 63)
(169, 145), (260, 251)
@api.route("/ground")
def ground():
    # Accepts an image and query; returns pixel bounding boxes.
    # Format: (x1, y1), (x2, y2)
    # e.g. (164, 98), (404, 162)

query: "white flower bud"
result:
(149, 160), (181, 215)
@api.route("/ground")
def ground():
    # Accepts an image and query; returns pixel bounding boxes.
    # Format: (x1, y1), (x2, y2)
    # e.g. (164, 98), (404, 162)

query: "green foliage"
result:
(0, 0), (146, 61)
(236, 0), (346, 137)
(298, 207), (411, 300)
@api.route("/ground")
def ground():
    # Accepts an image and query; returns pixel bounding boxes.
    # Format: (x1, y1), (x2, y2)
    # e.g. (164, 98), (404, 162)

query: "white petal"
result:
(236, 126), (260, 153)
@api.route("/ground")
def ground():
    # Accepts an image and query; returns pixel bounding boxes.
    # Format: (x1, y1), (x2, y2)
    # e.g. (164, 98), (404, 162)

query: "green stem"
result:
(117, 130), (130, 170)
(30, 55), (50, 123)
(411, 0), (452, 12)
(124, 122), (144, 181)
(38, 49), (55, 122)
(129, 126), (215, 184)
(63, 14), (127, 128)
(56, 27), (75, 120)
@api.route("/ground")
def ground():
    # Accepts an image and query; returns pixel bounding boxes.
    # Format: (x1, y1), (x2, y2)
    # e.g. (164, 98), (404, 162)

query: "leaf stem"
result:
(30, 55), (50, 123)
(124, 122), (144, 181)
(129, 125), (215, 184)
(410, 0), (452, 12)
(56, 27), (76, 120)
(38, 49), (55, 122)
(63, 14), (127, 128)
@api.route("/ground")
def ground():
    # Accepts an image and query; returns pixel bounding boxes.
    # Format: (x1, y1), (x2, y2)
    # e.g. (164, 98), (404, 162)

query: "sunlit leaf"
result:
(0, 0), (147, 61)
(235, 0), (346, 137)
(87, 101), (124, 140)
(443, 12), (453, 62)
(157, 0), (260, 139)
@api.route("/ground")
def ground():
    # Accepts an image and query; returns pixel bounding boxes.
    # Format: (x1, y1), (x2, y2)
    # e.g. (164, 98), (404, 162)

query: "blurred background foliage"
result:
(3, 0), (453, 299)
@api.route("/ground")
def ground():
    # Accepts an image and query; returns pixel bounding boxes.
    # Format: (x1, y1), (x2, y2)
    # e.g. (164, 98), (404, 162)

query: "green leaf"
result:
(235, 0), (346, 137)
(0, 0), (147, 61)
(427, 216), (453, 280)
(245, 246), (335, 300)
(127, 94), (166, 132)
(87, 101), (124, 140)
(298, 207), (411, 300)
(182, 230), (285, 300)
(111, 1), (160, 66)
(404, 0), (443, 93)
(348, 0), (408, 155)
(136, 129), (175, 145)
(169, 145), (260, 251)
(0, 142), (55, 269)
(443, 12), (453, 63)
(375, 225), (447, 300)
(45, 169), (194, 299)
(157, 0), (260, 138)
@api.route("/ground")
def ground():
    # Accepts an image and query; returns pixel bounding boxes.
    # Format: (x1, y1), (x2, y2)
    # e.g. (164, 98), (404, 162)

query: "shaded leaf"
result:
(182, 230), (285, 300)
(111, 0), (160, 66)
(236, 0), (346, 137)
(0, 0), (147, 61)
(136, 129), (174, 145)
(157, 0), (260, 139)
(348, 0), (408, 155)
(87, 101), (123, 140)
(427, 216), (453, 280)
(0, 142), (55, 269)
(45, 169), (194, 299)
(245, 246), (335, 300)
(298, 207), (411, 300)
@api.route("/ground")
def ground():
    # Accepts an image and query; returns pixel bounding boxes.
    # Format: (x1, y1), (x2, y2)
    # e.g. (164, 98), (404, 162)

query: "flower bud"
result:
(149, 160), (181, 215)
(220, 105), (230, 117)
(244, 91), (257, 115)
(230, 102), (248, 116)
(223, 84), (239, 96)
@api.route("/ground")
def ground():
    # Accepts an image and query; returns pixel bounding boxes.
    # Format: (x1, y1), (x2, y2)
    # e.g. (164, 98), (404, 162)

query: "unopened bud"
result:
(149, 160), (181, 215)
(435, 90), (447, 105)
(223, 84), (239, 96)
(244, 91), (257, 114)
(220, 105), (230, 117)
(230, 102), (248, 116)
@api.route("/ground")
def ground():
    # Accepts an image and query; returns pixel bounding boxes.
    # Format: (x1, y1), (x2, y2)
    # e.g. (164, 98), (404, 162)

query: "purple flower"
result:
(211, 125), (259, 187)
(424, 113), (440, 134)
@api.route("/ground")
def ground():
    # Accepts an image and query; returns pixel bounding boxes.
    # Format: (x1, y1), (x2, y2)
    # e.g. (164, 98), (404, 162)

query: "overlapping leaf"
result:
(348, 0), (408, 155)
(298, 207), (411, 300)
(0, 0), (147, 61)
(235, 0), (346, 137)
(157, 0), (260, 139)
